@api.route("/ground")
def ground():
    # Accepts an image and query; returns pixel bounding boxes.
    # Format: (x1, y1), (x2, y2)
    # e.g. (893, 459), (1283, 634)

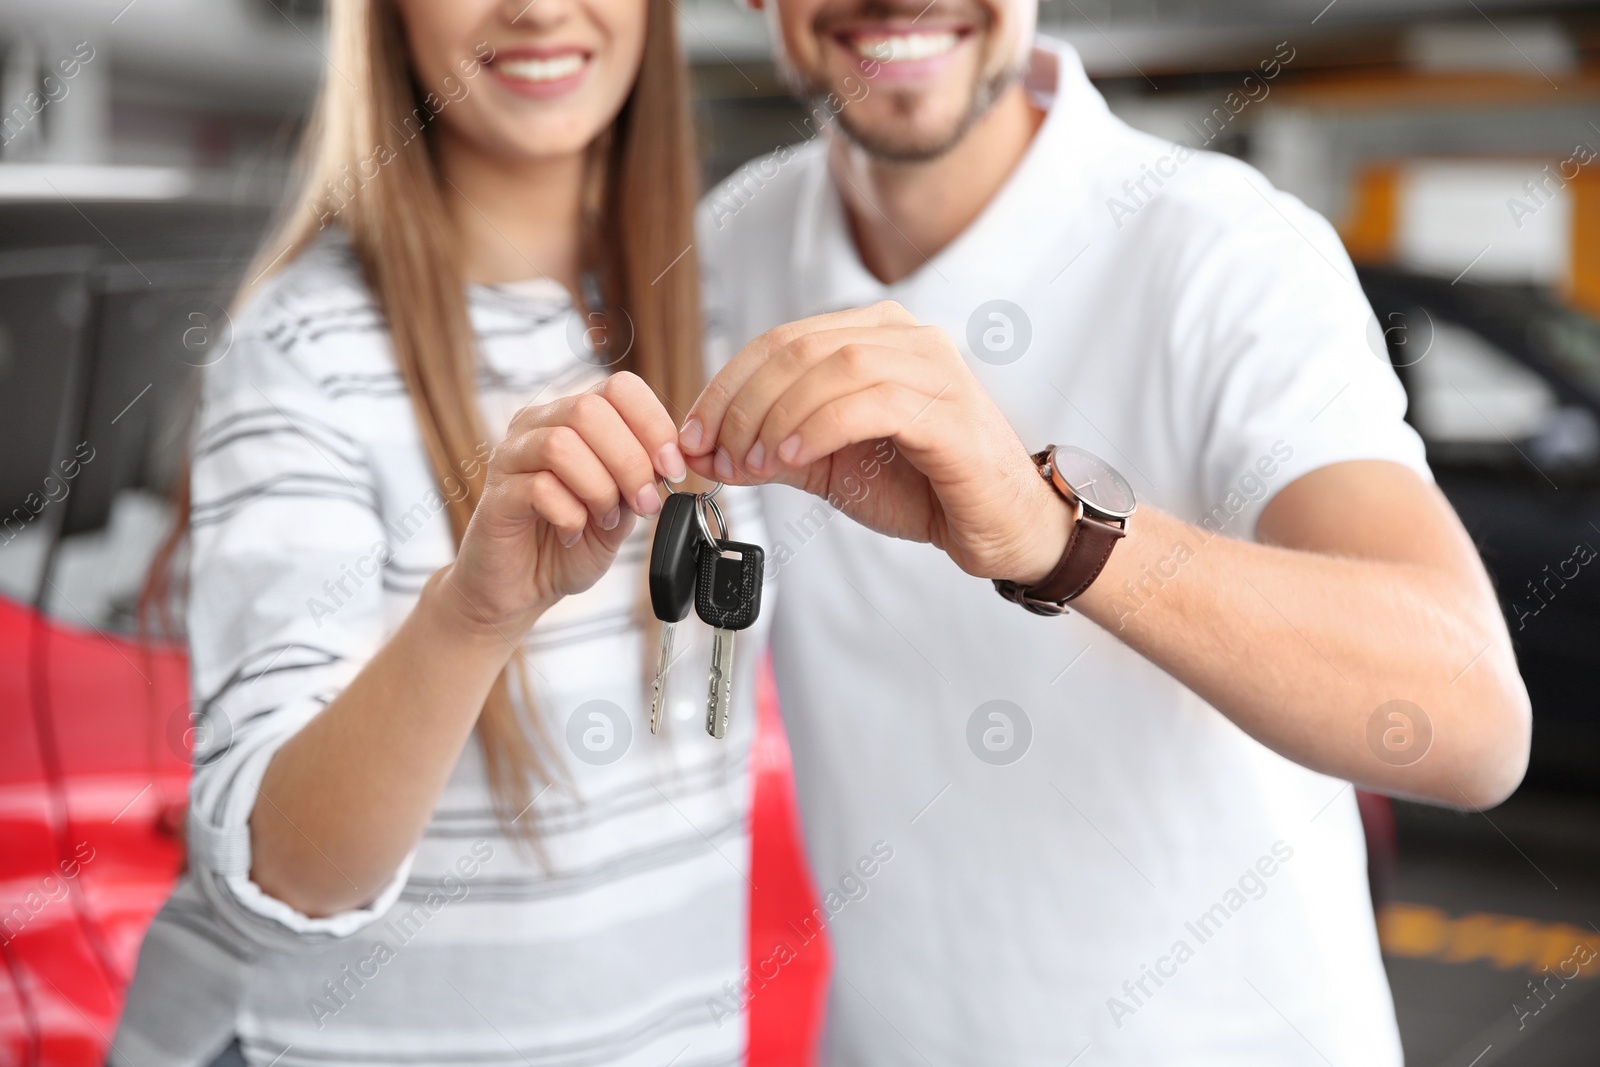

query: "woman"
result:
(113, 1), (765, 1064)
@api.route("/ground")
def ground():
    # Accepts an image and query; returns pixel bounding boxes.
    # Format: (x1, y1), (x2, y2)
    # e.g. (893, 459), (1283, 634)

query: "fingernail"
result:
(680, 418), (704, 452)
(778, 434), (802, 464)
(744, 440), (765, 473)
(659, 443), (687, 483)
(601, 506), (621, 530)
(561, 527), (583, 547)
(714, 448), (734, 481)
(635, 483), (662, 516)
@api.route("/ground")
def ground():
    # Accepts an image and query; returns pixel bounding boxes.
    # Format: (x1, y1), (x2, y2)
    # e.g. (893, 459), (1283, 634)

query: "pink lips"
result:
(487, 46), (593, 100)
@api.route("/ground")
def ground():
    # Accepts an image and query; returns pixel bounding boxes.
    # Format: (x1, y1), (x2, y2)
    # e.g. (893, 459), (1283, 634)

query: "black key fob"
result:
(649, 491), (702, 623)
(695, 538), (764, 630)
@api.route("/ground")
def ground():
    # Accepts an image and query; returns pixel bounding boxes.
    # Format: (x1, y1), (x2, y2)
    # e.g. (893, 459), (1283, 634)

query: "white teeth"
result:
(852, 31), (958, 63)
(497, 55), (585, 82)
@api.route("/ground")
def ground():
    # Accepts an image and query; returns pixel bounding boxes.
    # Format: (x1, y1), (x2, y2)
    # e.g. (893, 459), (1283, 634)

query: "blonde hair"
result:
(166, 0), (704, 834)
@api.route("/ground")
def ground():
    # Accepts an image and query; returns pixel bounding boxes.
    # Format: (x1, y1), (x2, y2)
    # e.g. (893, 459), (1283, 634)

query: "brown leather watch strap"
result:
(993, 446), (1132, 615)
(1027, 513), (1126, 604)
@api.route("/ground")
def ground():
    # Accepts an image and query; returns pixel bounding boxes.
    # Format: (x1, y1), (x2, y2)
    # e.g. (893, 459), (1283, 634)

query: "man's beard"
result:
(788, 58), (1027, 164)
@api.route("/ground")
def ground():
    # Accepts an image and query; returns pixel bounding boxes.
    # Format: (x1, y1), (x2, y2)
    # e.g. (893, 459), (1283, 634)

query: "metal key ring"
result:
(695, 491), (728, 547)
(656, 477), (722, 498)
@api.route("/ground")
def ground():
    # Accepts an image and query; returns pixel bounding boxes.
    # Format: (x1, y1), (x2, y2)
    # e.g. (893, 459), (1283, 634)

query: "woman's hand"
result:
(435, 372), (686, 638)
(252, 372), (682, 918)
(679, 303), (1070, 585)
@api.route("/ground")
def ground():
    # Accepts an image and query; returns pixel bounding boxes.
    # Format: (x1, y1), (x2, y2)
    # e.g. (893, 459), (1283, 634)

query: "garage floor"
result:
(1384, 791), (1600, 1066)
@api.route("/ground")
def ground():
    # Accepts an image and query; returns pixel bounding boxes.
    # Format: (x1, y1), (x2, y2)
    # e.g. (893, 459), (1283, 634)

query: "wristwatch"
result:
(993, 444), (1136, 616)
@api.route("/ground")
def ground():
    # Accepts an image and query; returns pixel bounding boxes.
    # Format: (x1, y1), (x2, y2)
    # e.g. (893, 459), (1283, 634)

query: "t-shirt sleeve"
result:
(1168, 170), (1432, 540)
(183, 304), (415, 950)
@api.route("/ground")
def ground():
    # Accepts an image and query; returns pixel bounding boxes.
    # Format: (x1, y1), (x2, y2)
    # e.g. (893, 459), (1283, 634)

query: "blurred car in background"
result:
(0, 190), (257, 1067)
(1360, 267), (1600, 790)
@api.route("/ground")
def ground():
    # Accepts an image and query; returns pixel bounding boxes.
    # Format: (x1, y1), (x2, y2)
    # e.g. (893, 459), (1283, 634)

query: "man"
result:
(683, 0), (1530, 1063)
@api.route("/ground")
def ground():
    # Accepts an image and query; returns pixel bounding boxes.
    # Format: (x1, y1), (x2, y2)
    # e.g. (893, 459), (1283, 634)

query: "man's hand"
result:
(684, 309), (1530, 810)
(680, 302), (1071, 583)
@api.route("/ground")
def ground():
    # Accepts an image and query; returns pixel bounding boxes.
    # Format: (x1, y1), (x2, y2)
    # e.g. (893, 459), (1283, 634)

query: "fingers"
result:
(563, 389), (666, 518)
(720, 328), (943, 474)
(523, 470), (589, 547)
(682, 301), (916, 459)
(500, 425), (628, 529)
(778, 382), (929, 468)
(593, 372), (686, 483)
(519, 470), (637, 549)
(494, 372), (684, 545)
(686, 379), (927, 488)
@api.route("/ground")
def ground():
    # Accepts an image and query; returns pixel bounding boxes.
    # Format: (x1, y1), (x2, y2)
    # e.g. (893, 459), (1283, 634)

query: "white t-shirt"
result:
(698, 37), (1425, 1067)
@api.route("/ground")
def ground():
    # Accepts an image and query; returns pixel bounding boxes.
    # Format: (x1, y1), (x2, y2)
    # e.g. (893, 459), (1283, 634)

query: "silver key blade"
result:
(650, 624), (674, 735)
(706, 628), (735, 739)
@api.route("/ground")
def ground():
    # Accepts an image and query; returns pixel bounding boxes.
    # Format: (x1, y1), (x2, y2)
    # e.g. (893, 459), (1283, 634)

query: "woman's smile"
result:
(488, 45), (594, 99)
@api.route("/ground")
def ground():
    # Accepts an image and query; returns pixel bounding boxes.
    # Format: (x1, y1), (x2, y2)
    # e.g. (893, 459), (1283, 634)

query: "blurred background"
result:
(2, 0), (1599, 1064)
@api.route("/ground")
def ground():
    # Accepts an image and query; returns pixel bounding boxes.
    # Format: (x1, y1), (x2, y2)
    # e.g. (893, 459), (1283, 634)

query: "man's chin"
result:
(831, 104), (975, 164)
(804, 63), (1025, 165)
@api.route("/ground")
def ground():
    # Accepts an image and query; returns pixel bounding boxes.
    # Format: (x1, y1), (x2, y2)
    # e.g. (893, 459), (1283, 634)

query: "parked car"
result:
(1359, 267), (1600, 791)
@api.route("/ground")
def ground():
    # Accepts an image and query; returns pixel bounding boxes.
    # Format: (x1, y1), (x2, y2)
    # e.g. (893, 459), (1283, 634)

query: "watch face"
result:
(1052, 445), (1137, 519)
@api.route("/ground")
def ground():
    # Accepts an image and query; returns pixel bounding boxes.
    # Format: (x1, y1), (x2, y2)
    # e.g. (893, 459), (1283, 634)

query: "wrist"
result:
(993, 444), (1136, 613)
(1008, 475), (1077, 586)
(417, 566), (545, 665)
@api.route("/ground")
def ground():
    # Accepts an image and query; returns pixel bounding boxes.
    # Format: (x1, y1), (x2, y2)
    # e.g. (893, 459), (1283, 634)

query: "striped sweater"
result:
(111, 233), (766, 1067)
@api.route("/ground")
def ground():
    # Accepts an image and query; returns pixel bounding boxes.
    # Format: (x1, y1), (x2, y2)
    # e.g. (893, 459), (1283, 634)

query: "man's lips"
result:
(831, 24), (970, 65)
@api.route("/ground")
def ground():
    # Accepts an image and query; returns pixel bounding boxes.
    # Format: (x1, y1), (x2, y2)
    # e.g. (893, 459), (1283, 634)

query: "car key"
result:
(695, 538), (765, 739)
(647, 491), (703, 734)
